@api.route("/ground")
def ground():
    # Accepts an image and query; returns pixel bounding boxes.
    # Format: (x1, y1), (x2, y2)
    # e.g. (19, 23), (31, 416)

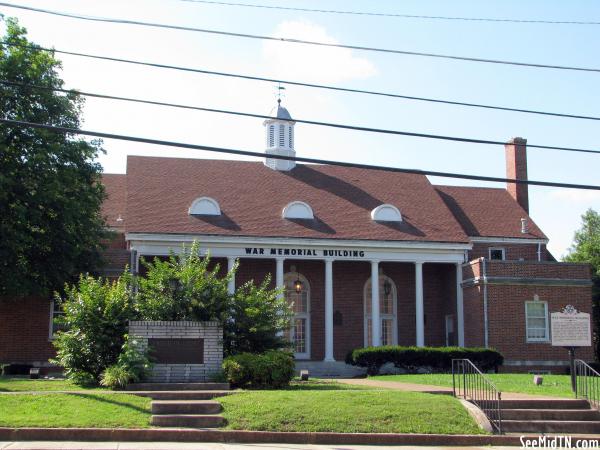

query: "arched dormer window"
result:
(282, 201), (314, 220)
(371, 204), (402, 222)
(188, 197), (221, 216)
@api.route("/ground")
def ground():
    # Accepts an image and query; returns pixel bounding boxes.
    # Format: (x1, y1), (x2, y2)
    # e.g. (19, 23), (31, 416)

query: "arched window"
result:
(188, 197), (221, 216)
(364, 275), (398, 347)
(282, 201), (314, 220)
(371, 204), (402, 222)
(284, 272), (310, 359)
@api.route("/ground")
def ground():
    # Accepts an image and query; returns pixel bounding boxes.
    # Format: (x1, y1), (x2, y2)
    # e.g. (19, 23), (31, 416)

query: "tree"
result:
(564, 208), (600, 360)
(0, 18), (106, 297)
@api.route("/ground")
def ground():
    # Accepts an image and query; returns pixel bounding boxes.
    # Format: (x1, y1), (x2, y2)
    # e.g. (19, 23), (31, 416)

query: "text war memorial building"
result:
(0, 102), (594, 375)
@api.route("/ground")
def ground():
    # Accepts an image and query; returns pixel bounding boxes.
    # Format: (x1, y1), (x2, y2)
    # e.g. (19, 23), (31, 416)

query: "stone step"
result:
(133, 390), (232, 400)
(502, 420), (600, 434)
(150, 414), (225, 428)
(499, 399), (590, 410)
(502, 408), (600, 421)
(151, 400), (222, 415)
(126, 382), (229, 391)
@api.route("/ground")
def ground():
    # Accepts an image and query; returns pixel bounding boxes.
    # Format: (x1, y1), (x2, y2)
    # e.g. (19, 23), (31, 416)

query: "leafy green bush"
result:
(52, 273), (135, 384)
(136, 242), (291, 356)
(99, 334), (152, 389)
(222, 350), (294, 388)
(225, 276), (292, 356)
(345, 346), (504, 375)
(135, 242), (231, 322)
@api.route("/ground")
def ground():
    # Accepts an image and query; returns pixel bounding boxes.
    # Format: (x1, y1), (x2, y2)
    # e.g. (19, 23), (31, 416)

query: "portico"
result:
(128, 234), (468, 363)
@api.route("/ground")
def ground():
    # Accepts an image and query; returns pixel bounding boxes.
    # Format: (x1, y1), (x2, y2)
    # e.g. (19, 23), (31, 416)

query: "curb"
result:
(0, 428), (598, 446)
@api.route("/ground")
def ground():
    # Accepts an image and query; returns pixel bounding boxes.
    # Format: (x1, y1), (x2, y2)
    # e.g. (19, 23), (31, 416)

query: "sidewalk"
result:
(0, 443), (518, 450)
(335, 378), (567, 399)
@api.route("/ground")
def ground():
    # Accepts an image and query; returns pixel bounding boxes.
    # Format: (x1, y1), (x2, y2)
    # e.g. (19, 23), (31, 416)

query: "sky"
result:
(2, 0), (599, 257)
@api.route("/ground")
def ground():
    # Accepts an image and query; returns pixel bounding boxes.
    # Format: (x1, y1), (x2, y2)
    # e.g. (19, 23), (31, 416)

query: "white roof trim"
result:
(371, 204), (402, 222)
(282, 201), (314, 220)
(470, 237), (548, 244)
(188, 197), (221, 216)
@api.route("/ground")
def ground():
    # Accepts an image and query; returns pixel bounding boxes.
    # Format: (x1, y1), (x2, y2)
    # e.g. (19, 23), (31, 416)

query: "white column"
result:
(415, 262), (425, 347)
(275, 258), (285, 337)
(371, 260), (381, 347)
(276, 258), (285, 294)
(227, 257), (236, 295)
(456, 263), (465, 347)
(324, 259), (335, 361)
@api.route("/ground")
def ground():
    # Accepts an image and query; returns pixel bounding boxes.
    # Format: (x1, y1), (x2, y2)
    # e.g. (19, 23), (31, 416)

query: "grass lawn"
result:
(0, 393), (151, 428)
(370, 373), (574, 398)
(0, 376), (106, 392)
(218, 384), (485, 434)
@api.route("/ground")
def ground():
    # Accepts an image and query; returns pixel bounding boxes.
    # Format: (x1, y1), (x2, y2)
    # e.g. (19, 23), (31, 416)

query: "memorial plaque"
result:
(148, 338), (204, 364)
(551, 305), (591, 347)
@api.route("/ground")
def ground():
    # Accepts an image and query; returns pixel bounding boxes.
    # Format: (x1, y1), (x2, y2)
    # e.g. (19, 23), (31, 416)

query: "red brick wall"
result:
(487, 285), (594, 363)
(470, 243), (549, 261)
(463, 285), (485, 347)
(0, 296), (55, 365)
(486, 261), (590, 279)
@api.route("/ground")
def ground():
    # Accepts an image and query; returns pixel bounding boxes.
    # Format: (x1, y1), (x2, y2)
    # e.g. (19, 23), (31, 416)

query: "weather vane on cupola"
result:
(275, 82), (286, 105)
(264, 83), (296, 171)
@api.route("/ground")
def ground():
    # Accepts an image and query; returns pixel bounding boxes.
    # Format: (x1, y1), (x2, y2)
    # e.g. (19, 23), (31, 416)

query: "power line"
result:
(2, 41), (598, 123)
(3, 79), (600, 155)
(1, 2), (599, 73)
(1, 117), (599, 191)
(179, 0), (600, 25)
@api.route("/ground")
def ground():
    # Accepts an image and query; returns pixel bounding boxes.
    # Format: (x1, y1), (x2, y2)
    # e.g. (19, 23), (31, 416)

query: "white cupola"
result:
(264, 99), (296, 171)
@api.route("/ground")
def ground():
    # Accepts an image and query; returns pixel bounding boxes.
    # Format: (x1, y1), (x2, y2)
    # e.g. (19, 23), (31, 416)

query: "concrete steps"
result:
(503, 420), (600, 434)
(128, 383), (231, 429)
(126, 382), (229, 391)
(498, 399), (600, 434)
(150, 414), (225, 428)
(134, 390), (232, 400)
(151, 400), (222, 415)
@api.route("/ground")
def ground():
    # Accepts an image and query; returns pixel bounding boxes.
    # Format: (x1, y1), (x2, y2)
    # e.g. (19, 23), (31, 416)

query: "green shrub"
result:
(100, 335), (151, 389)
(222, 350), (294, 388)
(345, 346), (504, 375)
(52, 273), (135, 384)
(100, 365), (132, 389)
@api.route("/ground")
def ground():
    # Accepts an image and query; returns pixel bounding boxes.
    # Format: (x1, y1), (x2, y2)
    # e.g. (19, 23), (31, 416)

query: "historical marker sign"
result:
(551, 305), (591, 347)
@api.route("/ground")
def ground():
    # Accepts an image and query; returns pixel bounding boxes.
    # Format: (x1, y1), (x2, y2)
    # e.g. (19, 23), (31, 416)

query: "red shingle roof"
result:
(435, 185), (546, 240)
(115, 156), (470, 243)
(101, 173), (127, 232)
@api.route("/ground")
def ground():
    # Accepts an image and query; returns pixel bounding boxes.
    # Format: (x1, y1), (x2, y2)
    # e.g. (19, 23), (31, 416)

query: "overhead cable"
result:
(1, 2), (599, 73)
(179, 0), (600, 25)
(1, 117), (599, 191)
(1, 41), (598, 122)
(3, 79), (599, 155)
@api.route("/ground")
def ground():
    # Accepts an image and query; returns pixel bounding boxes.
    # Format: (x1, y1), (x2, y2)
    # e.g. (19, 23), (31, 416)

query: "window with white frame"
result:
(48, 300), (66, 340)
(364, 275), (398, 347)
(489, 248), (506, 260)
(284, 272), (310, 358)
(525, 301), (549, 342)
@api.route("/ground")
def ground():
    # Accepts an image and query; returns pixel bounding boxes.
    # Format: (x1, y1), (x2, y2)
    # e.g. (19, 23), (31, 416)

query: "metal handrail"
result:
(452, 358), (502, 433)
(575, 359), (599, 411)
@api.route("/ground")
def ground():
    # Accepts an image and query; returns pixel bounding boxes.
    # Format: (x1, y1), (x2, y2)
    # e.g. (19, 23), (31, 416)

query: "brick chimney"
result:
(505, 137), (529, 213)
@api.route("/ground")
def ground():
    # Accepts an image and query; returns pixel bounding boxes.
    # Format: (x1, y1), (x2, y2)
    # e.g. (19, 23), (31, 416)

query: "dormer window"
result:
(188, 197), (221, 216)
(371, 204), (402, 222)
(282, 201), (314, 220)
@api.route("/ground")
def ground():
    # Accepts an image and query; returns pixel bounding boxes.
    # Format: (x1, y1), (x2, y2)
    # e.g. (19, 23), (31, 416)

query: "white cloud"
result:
(550, 189), (600, 203)
(263, 20), (377, 84)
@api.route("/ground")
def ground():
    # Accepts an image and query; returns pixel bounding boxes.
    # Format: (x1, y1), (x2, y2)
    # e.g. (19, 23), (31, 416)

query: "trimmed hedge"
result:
(222, 350), (295, 388)
(345, 346), (504, 375)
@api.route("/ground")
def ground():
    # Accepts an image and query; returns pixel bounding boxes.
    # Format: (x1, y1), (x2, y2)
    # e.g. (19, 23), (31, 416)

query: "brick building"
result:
(0, 103), (593, 374)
